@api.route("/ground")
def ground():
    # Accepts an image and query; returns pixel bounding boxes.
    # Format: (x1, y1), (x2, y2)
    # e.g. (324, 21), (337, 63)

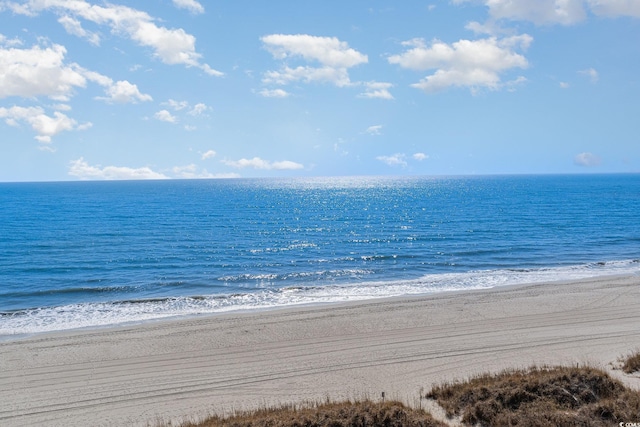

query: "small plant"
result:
(622, 351), (640, 374)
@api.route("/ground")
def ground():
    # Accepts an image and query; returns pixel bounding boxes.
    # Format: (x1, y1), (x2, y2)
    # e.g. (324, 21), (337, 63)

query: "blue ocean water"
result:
(1, 174), (639, 336)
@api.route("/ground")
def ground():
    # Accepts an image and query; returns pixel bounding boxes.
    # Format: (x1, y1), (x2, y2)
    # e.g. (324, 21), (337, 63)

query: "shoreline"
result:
(3, 262), (639, 338)
(1, 275), (639, 426)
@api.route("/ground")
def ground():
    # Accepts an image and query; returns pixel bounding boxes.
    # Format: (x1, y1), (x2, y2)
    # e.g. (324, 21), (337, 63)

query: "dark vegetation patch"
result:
(622, 351), (640, 374)
(427, 366), (640, 426)
(180, 400), (447, 427)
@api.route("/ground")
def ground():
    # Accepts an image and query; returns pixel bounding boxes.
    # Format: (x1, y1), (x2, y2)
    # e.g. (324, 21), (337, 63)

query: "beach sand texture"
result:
(1, 276), (639, 426)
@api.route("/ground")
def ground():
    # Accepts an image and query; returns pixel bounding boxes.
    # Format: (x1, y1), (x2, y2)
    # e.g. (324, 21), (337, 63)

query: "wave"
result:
(1, 259), (638, 337)
(0, 285), (138, 300)
(218, 268), (375, 283)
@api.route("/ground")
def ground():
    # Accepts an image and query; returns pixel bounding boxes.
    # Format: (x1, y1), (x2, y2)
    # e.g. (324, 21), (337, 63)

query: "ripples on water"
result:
(1, 174), (639, 334)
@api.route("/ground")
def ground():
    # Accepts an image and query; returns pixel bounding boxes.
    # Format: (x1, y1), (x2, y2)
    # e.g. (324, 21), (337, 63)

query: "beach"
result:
(1, 275), (639, 426)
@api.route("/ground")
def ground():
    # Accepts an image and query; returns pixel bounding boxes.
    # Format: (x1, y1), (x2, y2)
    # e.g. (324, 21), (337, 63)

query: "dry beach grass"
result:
(179, 400), (448, 427)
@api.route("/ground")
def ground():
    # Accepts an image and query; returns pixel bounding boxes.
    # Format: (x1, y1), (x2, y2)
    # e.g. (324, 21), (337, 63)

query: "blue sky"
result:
(1, 0), (639, 181)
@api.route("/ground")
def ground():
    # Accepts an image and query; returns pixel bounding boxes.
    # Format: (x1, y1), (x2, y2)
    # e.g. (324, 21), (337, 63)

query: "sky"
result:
(0, 0), (639, 181)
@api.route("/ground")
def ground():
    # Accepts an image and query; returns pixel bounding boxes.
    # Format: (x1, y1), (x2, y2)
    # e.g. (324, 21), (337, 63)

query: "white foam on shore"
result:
(1, 259), (638, 337)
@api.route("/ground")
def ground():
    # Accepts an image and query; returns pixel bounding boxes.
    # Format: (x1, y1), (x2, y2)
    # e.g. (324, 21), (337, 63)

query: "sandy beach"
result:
(1, 275), (639, 426)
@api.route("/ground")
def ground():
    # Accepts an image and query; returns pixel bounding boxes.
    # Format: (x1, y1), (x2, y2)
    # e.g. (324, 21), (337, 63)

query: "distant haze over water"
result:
(1, 174), (639, 336)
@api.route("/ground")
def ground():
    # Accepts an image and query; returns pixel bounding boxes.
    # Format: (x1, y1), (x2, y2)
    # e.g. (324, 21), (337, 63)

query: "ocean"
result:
(1, 174), (639, 337)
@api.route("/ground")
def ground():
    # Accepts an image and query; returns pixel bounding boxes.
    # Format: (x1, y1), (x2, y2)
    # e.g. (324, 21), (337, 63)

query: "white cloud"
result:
(365, 125), (383, 135)
(560, 81), (570, 89)
(258, 88), (291, 98)
(488, 0), (587, 25)
(171, 164), (239, 179)
(69, 157), (169, 180)
(163, 99), (189, 110)
(579, 68), (599, 83)
(0, 34), (22, 47)
(161, 100), (209, 116)
(454, 0), (640, 25)
(82, 69), (114, 87)
(0, 43), (86, 100)
(262, 34), (368, 68)
(100, 80), (152, 103)
(58, 15), (100, 45)
(413, 152), (429, 161)
(52, 103), (72, 111)
(0, 39), (152, 105)
(172, 0), (205, 14)
(377, 153), (407, 167)
(188, 103), (208, 116)
(263, 66), (352, 87)
(0, 105), (91, 142)
(588, 0), (640, 18)
(154, 110), (177, 123)
(201, 149), (216, 160)
(359, 82), (394, 100)
(574, 152), (601, 167)
(172, 164), (219, 179)
(261, 34), (367, 87)
(223, 157), (304, 170)
(4, 0), (222, 76)
(388, 35), (531, 93)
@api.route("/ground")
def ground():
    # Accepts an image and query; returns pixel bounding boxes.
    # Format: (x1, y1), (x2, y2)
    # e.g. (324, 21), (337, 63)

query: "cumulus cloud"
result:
(0, 43), (86, 100)
(0, 38), (152, 106)
(365, 125), (383, 135)
(172, 0), (204, 14)
(388, 35), (531, 93)
(201, 149), (216, 160)
(258, 88), (291, 98)
(188, 103), (208, 116)
(100, 80), (152, 103)
(154, 109), (178, 123)
(69, 157), (169, 180)
(4, 0), (222, 76)
(377, 153), (407, 167)
(223, 157), (304, 170)
(0, 105), (91, 143)
(454, 0), (640, 25)
(261, 34), (367, 87)
(574, 152), (601, 167)
(359, 82), (394, 100)
(413, 152), (429, 161)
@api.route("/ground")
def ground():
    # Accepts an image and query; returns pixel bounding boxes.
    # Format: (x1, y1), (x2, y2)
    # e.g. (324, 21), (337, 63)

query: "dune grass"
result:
(175, 365), (640, 427)
(622, 351), (640, 374)
(178, 400), (447, 427)
(428, 365), (640, 426)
